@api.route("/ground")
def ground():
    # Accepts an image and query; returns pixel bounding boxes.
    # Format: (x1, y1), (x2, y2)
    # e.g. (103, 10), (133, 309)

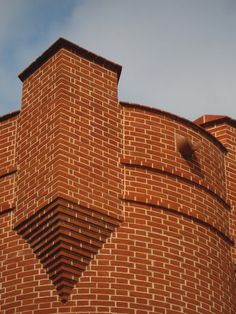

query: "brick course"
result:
(0, 38), (235, 313)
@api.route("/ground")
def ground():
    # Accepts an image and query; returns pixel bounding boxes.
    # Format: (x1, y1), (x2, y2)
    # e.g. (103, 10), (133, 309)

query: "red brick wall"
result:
(14, 51), (63, 226)
(74, 203), (234, 314)
(121, 104), (227, 200)
(121, 105), (230, 236)
(0, 38), (235, 313)
(0, 112), (19, 213)
(197, 119), (236, 264)
(15, 45), (122, 226)
(52, 48), (122, 219)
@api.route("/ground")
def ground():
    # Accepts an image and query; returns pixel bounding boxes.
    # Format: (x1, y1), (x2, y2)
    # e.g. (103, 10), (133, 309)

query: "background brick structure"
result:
(0, 38), (235, 313)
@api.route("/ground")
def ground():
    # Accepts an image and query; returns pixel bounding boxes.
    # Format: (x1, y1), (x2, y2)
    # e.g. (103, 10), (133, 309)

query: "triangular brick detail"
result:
(14, 198), (120, 302)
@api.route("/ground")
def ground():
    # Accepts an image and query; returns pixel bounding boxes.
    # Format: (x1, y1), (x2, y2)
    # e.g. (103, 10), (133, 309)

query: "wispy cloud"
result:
(1, 0), (236, 120)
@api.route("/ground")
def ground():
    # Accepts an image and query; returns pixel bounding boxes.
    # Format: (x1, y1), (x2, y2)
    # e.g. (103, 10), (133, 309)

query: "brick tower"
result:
(0, 38), (235, 313)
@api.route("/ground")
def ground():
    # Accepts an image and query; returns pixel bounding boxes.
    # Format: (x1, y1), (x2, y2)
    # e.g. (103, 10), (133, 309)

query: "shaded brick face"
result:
(0, 38), (236, 313)
(202, 122), (236, 263)
(0, 114), (18, 213)
(15, 48), (122, 226)
(15, 53), (62, 225)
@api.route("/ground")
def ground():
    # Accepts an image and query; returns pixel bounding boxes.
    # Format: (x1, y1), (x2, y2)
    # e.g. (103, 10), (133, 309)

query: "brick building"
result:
(0, 38), (236, 313)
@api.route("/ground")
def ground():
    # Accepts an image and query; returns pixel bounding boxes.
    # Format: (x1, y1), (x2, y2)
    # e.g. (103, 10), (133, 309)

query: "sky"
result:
(1, 0), (236, 121)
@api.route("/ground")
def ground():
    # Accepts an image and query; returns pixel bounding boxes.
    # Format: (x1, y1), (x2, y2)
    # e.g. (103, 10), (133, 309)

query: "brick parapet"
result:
(121, 101), (227, 153)
(121, 103), (227, 201)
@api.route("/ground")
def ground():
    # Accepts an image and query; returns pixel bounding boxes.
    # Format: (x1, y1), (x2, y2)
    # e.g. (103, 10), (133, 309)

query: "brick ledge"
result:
(0, 202), (15, 215)
(120, 101), (227, 154)
(0, 166), (17, 179)
(121, 196), (234, 246)
(121, 158), (230, 210)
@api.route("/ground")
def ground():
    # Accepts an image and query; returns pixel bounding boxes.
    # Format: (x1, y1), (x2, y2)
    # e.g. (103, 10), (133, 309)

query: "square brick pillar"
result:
(14, 38), (123, 302)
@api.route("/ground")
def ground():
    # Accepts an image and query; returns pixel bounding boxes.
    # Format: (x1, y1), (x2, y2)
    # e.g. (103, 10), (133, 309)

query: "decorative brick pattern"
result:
(14, 197), (120, 302)
(0, 38), (236, 313)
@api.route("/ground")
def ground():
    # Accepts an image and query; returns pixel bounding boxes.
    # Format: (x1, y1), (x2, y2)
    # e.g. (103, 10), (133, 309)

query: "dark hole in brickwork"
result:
(176, 134), (203, 177)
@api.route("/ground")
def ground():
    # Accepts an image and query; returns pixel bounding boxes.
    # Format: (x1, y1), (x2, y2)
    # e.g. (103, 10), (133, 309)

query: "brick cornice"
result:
(18, 37), (122, 82)
(120, 101), (227, 153)
(195, 115), (236, 129)
(0, 110), (20, 123)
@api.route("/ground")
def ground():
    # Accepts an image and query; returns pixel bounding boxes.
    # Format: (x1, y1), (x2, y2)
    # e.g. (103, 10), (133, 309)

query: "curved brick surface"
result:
(71, 203), (235, 314)
(123, 167), (230, 238)
(1, 205), (235, 313)
(121, 104), (227, 200)
(0, 38), (235, 313)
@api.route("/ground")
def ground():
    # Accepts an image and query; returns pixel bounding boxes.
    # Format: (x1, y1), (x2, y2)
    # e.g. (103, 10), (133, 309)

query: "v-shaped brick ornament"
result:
(15, 197), (120, 302)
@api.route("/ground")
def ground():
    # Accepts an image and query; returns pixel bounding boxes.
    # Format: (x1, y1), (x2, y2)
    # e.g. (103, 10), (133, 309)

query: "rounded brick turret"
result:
(0, 38), (235, 313)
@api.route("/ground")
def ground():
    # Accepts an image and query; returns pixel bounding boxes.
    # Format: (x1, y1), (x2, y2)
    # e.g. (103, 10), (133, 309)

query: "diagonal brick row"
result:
(14, 197), (120, 302)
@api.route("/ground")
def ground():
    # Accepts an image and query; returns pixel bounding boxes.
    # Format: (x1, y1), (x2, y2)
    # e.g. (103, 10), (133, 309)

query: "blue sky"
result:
(1, 0), (236, 120)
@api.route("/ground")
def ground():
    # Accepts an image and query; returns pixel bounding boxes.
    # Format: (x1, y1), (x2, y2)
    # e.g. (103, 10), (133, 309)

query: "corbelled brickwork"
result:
(14, 197), (120, 303)
(0, 38), (236, 313)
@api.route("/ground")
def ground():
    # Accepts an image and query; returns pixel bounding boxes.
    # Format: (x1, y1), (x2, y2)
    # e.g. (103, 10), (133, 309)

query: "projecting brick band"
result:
(121, 198), (234, 246)
(121, 158), (230, 208)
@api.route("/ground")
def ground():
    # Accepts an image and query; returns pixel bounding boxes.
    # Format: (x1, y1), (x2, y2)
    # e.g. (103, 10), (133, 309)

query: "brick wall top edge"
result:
(195, 115), (236, 129)
(120, 101), (227, 153)
(18, 37), (122, 82)
(0, 110), (20, 122)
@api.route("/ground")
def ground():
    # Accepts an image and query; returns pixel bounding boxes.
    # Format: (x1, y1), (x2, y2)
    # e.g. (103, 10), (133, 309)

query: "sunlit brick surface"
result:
(0, 38), (235, 313)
